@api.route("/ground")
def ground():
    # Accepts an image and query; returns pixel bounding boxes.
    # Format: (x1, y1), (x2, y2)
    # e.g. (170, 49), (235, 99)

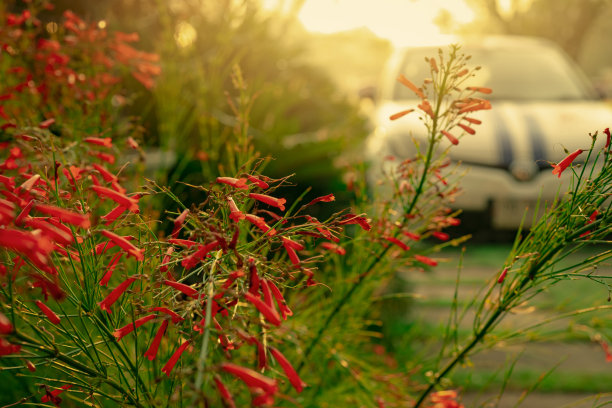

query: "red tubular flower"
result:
(466, 86), (493, 94)
(245, 214), (276, 236)
(89, 151), (116, 164)
(101, 205), (127, 225)
(249, 193), (286, 211)
(161, 340), (190, 377)
(281, 237), (304, 266)
(214, 375), (237, 408)
(159, 246), (175, 278)
(216, 177), (248, 189)
(458, 123), (476, 135)
(98, 276), (138, 313)
(38, 118), (55, 129)
(0, 338), (21, 356)
(248, 259), (260, 296)
(414, 254), (438, 267)
(219, 362), (278, 395)
(604, 128), (610, 149)
(339, 214), (371, 231)
(99, 252), (123, 286)
(163, 279), (199, 298)
(389, 109), (414, 121)
(0, 311), (14, 334)
(227, 197), (245, 221)
(320, 242), (346, 255)
(304, 215), (333, 239)
(23, 218), (73, 246)
(35, 300), (61, 325)
(150, 307), (184, 324)
(127, 137), (140, 149)
(245, 292), (282, 326)
(0, 175), (15, 190)
(0, 229), (51, 264)
(256, 337), (267, 369)
(579, 209), (599, 237)
(397, 74), (425, 99)
(403, 231), (421, 241)
(552, 149), (584, 178)
(432, 231), (450, 241)
(418, 100), (435, 118)
(84, 136), (113, 148)
(181, 240), (220, 270)
(260, 279), (274, 308)
(113, 314), (157, 341)
(442, 130), (459, 145)
(92, 163), (117, 183)
(99, 230), (144, 261)
(92, 185), (139, 213)
(35, 203), (90, 229)
(41, 384), (73, 404)
(384, 236), (409, 251)
(497, 267), (509, 284)
(600, 341), (612, 363)
(144, 319), (168, 361)
(246, 174), (269, 189)
(171, 209), (189, 237)
(463, 117), (482, 125)
(31, 273), (65, 301)
(221, 269), (245, 292)
(457, 98), (491, 114)
(168, 238), (197, 248)
(269, 346), (307, 393)
(267, 280), (293, 319)
(306, 193), (335, 207)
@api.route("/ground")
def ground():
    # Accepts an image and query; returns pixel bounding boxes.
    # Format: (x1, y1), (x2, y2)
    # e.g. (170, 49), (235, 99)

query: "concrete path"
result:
(397, 246), (612, 408)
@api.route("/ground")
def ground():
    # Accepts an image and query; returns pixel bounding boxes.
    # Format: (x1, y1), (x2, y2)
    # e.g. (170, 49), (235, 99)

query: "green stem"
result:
(413, 307), (503, 407)
(13, 331), (145, 408)
(191, 250), (221, 404)
(297, 70), (450, 375)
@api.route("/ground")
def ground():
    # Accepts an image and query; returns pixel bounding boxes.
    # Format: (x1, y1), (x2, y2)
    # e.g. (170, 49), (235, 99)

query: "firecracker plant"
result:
(0, 3), (610, 408)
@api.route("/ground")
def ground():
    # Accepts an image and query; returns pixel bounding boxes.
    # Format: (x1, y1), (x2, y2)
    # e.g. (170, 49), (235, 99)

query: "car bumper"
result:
(453, 163), (570, 229)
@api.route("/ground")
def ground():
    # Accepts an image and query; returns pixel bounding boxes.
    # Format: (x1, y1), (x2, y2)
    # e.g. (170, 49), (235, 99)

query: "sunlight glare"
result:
(292, 0), (475, 47)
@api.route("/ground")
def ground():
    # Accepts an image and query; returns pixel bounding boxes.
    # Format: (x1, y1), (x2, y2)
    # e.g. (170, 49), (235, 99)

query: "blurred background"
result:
(28, 0), (612, 214)
(27, 1), (610, 231)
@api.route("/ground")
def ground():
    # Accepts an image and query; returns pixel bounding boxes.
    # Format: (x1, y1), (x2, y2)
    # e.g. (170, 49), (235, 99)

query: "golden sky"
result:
(262, 0), (477, 46)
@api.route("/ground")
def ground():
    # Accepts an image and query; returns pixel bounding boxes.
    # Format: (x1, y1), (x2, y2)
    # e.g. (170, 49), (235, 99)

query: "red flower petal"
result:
(161, 340), (190, 377)
(219, 362), (278, 395)
(414, 254), (437, 267)
(269, 346), (307, 393)
(98, 276), (138, 314)
(249, 193), (286, 211)
(216, 177), (248, 189)
(163, 280), (199, 298)
(144, 319), (168, 361)
(113, 314), (157, 341)
(35, 300), (61, 325)
(99, 230), (144, 261)
(246, 174), (269, 189)
(552, 149), (584, 178)
(35, 203), (90, 229)
(245, 292), (281, 326)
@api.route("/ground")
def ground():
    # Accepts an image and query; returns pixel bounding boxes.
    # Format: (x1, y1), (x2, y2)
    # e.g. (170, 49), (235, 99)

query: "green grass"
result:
(452, 367), (612, 393)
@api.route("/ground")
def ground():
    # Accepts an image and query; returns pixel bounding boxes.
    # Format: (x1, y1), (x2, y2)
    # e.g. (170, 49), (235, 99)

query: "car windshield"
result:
(393, 44), (596, 101)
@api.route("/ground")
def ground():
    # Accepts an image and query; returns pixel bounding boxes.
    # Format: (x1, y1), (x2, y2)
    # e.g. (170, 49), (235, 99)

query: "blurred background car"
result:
(366, 35), (612, 230)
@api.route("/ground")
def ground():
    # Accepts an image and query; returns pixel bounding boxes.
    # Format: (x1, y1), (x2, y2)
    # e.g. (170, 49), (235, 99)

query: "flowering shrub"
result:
(1, 3), (611, 408)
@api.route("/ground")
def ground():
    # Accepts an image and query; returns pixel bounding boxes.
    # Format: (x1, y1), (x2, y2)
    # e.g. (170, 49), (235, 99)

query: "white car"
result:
(367, 36), (612, 229)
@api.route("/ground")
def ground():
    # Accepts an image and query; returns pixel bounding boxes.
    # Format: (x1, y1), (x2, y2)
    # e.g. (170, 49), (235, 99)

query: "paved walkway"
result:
(397, 246), (612, 408)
